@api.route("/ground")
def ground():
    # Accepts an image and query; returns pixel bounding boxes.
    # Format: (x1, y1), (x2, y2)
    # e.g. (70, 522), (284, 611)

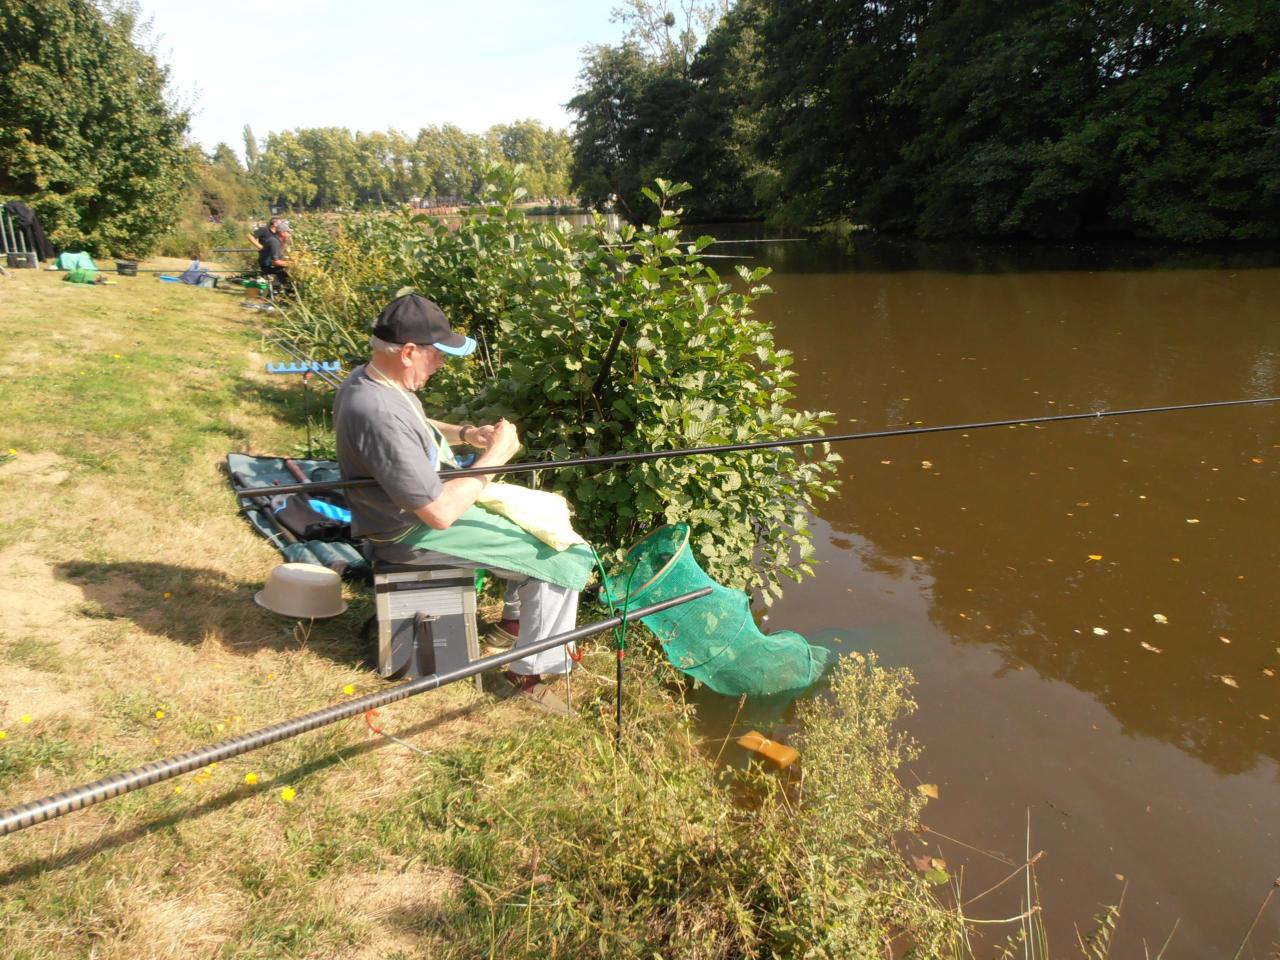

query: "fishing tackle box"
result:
(371, 561), (481, 688)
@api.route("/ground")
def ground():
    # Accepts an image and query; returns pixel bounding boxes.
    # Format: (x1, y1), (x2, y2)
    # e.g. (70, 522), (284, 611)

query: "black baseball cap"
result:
(372, 294), (475, 357)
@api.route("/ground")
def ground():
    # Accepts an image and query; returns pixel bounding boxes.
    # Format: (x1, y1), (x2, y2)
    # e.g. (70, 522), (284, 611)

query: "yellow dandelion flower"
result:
(0, 731), (7, 740)
(244, 773), (258, 785)
(342, 684), (355, 696)
(163, 591), (172, 600)
(154, 709), (165, 719)
(174, 786), (183, 795)
(266, 674), (274, 681)
(112, 353), (121, 359)
(20, 715), (31, 725)
(6, 448), (14, 455)
(216, 723), (225, 732)
(280, 786), (297, 803)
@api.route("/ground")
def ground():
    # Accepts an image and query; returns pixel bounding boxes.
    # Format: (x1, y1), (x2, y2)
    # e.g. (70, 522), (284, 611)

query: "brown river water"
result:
(698, 231), (1280, 957)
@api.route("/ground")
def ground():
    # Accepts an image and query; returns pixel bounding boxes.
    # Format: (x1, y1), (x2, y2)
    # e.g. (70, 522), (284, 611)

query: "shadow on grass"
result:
(234, 377), (337, 432)
(53, 559), (370, 665)
(0, 698), (485, 885)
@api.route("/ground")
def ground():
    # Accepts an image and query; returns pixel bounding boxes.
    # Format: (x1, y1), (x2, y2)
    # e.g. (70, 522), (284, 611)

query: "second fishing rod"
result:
(238, 395), (1280, 500)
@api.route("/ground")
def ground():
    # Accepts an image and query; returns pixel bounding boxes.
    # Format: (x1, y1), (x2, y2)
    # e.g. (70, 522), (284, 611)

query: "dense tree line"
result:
(1, 1), (573, 256)
(247, 121), (573, 212)
(570, 0), (1280, 241)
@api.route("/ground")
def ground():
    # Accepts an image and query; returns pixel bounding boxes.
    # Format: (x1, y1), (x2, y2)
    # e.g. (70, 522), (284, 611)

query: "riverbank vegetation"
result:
(277, 168), (841, 599)
(0, 266), (974, 956)
(570, 0), (1280, 241)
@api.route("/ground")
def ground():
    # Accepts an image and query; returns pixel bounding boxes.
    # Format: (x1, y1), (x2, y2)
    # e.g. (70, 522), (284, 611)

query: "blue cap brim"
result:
(434, 336), (476, 357)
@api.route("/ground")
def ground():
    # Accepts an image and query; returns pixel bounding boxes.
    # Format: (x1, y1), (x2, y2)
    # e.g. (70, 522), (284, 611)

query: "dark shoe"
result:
(485, 619), (519, 649)
(501, 670), (569, 716)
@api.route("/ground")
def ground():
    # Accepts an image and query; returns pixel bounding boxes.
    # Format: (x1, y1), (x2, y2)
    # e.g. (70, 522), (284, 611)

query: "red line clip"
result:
(364, 708), (382, 735)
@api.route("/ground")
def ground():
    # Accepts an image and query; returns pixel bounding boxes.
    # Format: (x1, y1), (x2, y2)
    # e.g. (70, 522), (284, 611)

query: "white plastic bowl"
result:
(255, 563), (347, 618)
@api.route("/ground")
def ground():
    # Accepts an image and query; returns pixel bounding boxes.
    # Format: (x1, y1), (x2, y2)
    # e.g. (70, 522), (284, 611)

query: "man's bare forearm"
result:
(411, 446), (510, 530)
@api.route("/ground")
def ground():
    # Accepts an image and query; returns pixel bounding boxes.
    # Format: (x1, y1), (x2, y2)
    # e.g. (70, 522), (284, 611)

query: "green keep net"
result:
(605, 524), (833, 698)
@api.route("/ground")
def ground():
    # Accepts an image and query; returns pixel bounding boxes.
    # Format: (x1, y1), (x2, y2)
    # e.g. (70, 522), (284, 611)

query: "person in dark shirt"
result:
(247, 217), (280, 253)
(258, 222), (291, 286)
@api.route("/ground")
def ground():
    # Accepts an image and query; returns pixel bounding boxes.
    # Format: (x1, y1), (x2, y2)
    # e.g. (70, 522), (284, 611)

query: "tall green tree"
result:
(0, 0), (191, 255)
(658, 0), (766, 220)
(243, 124), (260, 171)
(256, 130), (317, 211)
(570, 2), (744, 220)
(569, 43), (691, 218)
(751, 0), (924, 226)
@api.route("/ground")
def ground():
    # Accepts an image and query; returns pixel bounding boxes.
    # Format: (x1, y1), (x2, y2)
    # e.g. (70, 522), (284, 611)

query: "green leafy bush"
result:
(275, 166), (840, 599)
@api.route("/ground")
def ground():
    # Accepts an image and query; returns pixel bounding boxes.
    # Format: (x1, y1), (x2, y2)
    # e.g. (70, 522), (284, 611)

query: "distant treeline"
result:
(242, 121), (574, 211)
(569, 0), (1280, 241)
(157, 121), (574, 257)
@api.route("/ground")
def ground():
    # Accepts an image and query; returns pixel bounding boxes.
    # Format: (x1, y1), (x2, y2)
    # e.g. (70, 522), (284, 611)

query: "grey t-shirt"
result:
(333, 364), (443, 539)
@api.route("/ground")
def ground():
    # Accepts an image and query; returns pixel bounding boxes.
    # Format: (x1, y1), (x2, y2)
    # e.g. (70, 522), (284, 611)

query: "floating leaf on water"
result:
(917, 783), (939, 799)
(880, 460), (892, 465)
(1219, 636), (1231, 644)
(1252, 457), (1264, 464)
(1153, 614), (1168, 624)
(930, 857), (947, 870)
(911, 853), (932, 872)
(911, 555), (924, 561)
(1218, 675), (1239, 688)
(1262, 668), (1275, 678)
(1140, 641), (1162, 653)
(1087, 554), (1103, 561)
(924, 867), (950, 885)
(921, 460), (933, 469)
(1093, 627), (1109, 636)
(1186, 518), (1200, 524)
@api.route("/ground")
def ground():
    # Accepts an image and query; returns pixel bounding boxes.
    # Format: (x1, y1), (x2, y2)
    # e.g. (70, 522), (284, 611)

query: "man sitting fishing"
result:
(333, 293), (595, 709)
(257, 219), (291, 287)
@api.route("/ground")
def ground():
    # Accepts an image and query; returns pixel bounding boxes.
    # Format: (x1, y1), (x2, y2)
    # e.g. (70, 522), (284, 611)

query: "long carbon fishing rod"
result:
(239, 395), (1280, 500)
(0, 588), (710, 838)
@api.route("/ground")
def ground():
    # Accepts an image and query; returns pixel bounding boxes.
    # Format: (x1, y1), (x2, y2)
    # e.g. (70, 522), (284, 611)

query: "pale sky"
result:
(134, 0), (626, 158)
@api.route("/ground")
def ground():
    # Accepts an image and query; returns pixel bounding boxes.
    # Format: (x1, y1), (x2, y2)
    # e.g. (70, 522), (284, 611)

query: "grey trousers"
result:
(396, 548), (578, 677)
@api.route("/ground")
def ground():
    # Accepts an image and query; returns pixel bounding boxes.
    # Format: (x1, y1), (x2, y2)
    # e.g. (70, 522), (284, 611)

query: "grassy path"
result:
(0, 264), (528, 958)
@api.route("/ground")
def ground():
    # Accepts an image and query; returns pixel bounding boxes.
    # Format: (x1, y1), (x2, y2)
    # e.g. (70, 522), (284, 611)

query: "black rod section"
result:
(0, 588), (711, 838)
(238, 395), (1280, 500)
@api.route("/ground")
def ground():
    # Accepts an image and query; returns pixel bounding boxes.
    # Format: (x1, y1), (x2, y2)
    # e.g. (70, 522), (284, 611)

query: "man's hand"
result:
(484, 419), (520, 464)
(414, 418), (521, 531)
(466, 423), (496, 448)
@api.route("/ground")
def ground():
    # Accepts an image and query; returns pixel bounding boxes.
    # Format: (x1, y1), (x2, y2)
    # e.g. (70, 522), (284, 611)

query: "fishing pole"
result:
(237, 395), (1280, 500)
(0, 587), (711, 838)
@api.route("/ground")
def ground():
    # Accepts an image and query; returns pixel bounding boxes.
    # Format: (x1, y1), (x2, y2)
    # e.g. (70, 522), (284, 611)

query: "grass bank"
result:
(0, 264), (962, 958)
